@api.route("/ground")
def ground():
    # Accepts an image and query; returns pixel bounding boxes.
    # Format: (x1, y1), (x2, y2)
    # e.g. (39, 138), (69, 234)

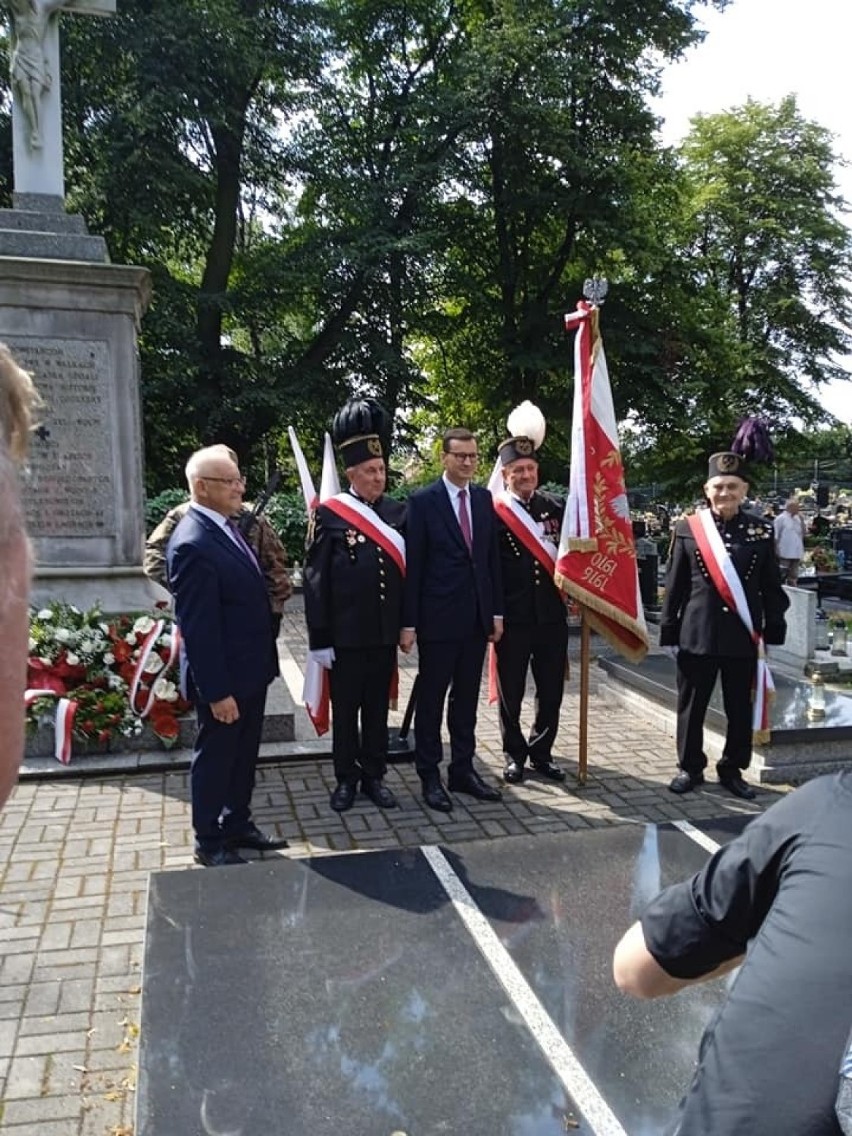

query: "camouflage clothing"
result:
(144, 501), (292, 614)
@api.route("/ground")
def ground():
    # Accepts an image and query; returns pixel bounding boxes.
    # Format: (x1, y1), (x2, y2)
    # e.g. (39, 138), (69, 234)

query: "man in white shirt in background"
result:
(773, 497), (806, 585)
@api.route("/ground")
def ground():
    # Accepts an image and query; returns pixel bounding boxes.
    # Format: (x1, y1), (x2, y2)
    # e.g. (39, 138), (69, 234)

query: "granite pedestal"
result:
(138, 819), (751, 1136)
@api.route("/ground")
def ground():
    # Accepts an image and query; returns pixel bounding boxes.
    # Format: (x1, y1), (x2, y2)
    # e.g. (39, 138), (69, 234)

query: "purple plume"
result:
(731, 417), (774, 464)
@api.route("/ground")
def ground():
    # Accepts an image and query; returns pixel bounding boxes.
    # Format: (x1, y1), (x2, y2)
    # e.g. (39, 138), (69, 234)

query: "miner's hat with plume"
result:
(498, 400), (547, 466)
(331, 396), (392, 468)
(707, 417), (775, 483)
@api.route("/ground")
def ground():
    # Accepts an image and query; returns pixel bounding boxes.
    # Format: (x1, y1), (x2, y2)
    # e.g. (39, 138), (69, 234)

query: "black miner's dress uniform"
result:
(495, 490), (568, 771)
(660, 508), (788, 779)
(304, 493), (406, 788)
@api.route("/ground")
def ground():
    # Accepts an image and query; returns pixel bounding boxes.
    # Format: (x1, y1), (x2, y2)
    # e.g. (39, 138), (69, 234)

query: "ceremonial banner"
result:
(288, 429), (340, 735)
(556, 301), (648, 662)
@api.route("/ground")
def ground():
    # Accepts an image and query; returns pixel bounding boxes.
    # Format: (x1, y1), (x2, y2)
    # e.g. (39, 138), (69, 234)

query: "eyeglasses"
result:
(202, 475), (246, 487)
(446, 451), (479, 462)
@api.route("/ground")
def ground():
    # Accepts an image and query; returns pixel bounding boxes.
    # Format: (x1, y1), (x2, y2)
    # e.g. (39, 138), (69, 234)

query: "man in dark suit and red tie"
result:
(167, 446), (287, 866)
(400, 427), (504, 812)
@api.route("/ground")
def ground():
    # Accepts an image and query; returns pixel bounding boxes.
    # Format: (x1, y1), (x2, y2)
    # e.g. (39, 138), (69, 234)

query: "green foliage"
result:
(49, 6), (851, 504)
(145, 488), (189, 533)
(263, 491), (311, 560)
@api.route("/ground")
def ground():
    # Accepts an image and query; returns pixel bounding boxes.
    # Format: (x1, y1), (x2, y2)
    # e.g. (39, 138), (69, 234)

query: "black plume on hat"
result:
(731, 416), (774, 465)
(331, 397), (392, 468)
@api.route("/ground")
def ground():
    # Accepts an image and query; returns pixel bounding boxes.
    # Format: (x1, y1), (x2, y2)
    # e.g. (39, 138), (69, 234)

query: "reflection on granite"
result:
(138, 827), (744, 1136)
(599, 653), (852, 740)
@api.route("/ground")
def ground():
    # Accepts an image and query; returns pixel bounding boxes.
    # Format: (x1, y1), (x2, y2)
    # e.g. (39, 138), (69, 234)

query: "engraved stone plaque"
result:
(8, 336), (116, 538)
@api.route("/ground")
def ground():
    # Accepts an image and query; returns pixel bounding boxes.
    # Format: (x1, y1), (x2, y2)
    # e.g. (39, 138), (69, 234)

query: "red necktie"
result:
(458, 489), (473, 553)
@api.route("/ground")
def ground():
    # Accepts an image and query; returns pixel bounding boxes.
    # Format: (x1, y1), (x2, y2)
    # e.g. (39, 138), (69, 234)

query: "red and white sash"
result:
(492, 492), (557, 573)
(324, 494), (406, 576)
(488, 492), (559, 704)
(687, 510), (774, 737)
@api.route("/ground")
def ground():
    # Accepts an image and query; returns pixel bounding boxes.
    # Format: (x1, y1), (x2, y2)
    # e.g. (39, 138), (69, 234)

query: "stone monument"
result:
(1, 0), (158, 611)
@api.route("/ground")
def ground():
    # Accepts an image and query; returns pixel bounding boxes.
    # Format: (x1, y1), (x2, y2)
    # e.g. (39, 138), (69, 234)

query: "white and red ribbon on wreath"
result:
(25, 619), (182, 765)
(24, 689), (76, 765)
(129, 619), (181, 719)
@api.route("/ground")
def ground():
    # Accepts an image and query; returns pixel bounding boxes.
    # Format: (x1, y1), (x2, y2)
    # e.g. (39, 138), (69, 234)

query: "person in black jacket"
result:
(659, 451), (789, 800)
(304, 404), (405, 813)
(492, 411), (569, 784)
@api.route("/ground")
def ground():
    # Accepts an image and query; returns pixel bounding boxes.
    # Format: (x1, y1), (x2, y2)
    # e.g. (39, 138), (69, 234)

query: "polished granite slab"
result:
(599, 652), (852, 740)
(138, 817), (752, 1136)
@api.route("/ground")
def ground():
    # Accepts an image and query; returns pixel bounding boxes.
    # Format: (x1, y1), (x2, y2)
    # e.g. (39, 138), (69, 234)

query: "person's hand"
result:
(399, 629), (416, 654)
(489, 617), (504, 644)
(309, 647), (336, 670)
(210, 695), (239, 723)
(661, 645), (679, 661)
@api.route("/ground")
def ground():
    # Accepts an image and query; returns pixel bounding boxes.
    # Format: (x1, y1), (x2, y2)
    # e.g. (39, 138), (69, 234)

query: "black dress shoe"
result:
(194, 847), (249, 867)
(226, 823), (289, 851)
(531, 759), (566, 782)
(668, 770), (705, 795)
(330, 781), (358, 812)
(421, 779), (453, 812)
(361, 777), (398, 809)
(503, 760), (525, 784)
(717, 770), (757, 800)
(447, 769), (503, 802)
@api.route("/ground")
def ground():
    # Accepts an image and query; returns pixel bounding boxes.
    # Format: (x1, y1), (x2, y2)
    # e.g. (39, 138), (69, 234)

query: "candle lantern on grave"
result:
(808, 674), (826, 720)
(831, 620), (848, 657)
(814, 609), (831, 651)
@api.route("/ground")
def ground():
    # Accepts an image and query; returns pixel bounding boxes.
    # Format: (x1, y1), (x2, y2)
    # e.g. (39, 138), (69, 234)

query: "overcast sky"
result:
(653, 0), (851, 422)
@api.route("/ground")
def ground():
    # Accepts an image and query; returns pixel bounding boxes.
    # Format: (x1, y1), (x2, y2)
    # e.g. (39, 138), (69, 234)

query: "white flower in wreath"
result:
(37, 609), (54, 620)
(124, 632), (138, 646)
(133, 616), (156, 636)
(153, 677), (179, 702)
(99, 622), (110, 635)
(55, 628), (72, 643)
(28, 637), (37, 652)
(38, 655), (52, 666)
(65, 652), (80, 667)
(108, 673), (126, 690)
(143, 654), (164, 675)
(103, 651), (115, 665)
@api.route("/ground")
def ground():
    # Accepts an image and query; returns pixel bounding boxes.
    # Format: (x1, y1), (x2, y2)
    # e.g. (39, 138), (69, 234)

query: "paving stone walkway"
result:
(0, 598), (783, 1135)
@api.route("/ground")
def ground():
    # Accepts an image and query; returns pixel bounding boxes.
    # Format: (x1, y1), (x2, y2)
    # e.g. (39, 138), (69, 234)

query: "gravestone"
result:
(766, 585), (816, 672)
(1, 1), (157, 611)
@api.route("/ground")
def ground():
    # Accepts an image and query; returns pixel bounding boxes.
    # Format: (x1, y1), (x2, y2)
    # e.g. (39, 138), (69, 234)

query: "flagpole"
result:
(578, 612), (590, 785)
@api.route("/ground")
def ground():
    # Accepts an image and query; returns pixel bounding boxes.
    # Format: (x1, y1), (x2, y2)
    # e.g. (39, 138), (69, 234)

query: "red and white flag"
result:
(288, 429), (340, 735)
(556, 300), (648, 661)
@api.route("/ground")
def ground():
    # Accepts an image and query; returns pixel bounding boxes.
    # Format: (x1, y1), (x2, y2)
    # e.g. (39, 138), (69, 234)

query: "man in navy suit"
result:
(400, 428), (504, 811)
(167, 446), (286, 866)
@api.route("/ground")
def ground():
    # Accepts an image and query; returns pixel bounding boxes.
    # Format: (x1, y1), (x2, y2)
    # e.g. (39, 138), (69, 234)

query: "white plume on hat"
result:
(506, 400), (546, 450)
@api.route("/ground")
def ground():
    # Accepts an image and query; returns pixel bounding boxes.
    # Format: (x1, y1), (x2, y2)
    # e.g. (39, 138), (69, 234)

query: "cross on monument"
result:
(8, 0), (116, 201)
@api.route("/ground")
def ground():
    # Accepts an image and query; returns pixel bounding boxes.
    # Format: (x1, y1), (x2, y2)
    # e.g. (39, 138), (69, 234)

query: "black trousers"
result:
(328, 645), (396, 785)
(191, 687), (268, 852)
(414, 633), (487, 779)
(675, 652), (756, 775)
(495, 622), (568, 763)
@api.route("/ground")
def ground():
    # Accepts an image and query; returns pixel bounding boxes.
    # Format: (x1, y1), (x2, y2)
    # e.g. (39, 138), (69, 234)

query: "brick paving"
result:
(0, 598), (785, 1134)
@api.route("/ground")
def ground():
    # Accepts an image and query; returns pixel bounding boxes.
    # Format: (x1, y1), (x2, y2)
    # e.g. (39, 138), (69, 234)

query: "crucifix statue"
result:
(7, 0), (116, 200)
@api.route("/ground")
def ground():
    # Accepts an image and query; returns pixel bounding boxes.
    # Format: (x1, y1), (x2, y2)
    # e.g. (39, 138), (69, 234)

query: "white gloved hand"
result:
(662, 645), (679, 660)
(309, 647), (336, 669)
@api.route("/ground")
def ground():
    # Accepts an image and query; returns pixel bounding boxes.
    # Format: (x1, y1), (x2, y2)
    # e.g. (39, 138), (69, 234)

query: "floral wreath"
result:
(26, 603), (189, 764)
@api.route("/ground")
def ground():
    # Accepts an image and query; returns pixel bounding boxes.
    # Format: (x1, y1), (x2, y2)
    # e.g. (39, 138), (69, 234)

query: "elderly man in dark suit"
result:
(660, 450), (789, 800)
(400, 427), (504, 812)
(167, 446), (286, 866)
(304, 400), (406, 813)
